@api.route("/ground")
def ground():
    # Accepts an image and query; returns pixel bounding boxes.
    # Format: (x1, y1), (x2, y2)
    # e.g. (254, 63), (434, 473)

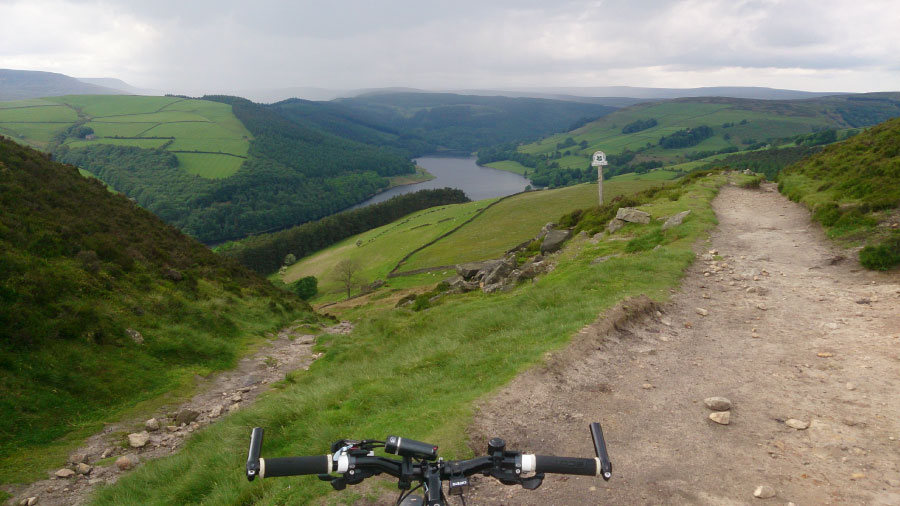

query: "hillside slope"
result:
(778, 116), (900, 269)
(487, 93), (900, 185)
(0, 136), (315, 482)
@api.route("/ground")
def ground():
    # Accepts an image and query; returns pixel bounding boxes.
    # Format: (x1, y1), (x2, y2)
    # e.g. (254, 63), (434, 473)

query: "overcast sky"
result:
(1, 0), (898, 95)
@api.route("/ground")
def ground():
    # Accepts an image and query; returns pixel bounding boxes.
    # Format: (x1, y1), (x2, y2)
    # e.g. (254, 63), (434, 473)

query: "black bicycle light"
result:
(385, 435), (438, 461)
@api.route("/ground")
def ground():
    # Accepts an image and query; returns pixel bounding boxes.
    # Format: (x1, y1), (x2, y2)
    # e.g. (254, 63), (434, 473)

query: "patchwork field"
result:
(0, 95), (252, 178)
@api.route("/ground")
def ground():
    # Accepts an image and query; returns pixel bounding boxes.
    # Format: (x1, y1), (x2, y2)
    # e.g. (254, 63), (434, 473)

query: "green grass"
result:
(0, 105), (77, 122)
(176, 152), (247, 178)
(83, 121), (157, 138)
(0, 122), (68, 147)
(0, 95), (252, 178)
(280, 200), (496, 299)
(401, 180), (663, 271)
(609, 169), (682, 181)
(485, 160), (530, 175)
(68, 138), (171, 149)
(85, 173), (728, 506)
(46, 95), (182, 117)
(778, 117), (900, 268)
(0, 98), (58, 109)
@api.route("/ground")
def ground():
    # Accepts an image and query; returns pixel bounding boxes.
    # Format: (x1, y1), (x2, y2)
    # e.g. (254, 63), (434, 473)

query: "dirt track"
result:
(468, 183), (900, 505)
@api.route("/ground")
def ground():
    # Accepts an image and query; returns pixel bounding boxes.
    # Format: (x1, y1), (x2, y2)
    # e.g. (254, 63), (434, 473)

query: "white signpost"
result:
(592, 150), (608, 205)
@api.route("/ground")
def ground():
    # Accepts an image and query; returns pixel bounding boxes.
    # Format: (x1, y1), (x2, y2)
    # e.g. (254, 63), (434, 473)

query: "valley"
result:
(1, 78), (898, 506)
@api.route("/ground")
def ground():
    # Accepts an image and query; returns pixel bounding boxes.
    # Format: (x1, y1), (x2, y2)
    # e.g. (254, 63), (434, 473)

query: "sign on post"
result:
(592, 151), (608, 205)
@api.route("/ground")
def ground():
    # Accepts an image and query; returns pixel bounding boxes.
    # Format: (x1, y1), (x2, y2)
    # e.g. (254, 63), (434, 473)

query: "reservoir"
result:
(353, 156), (532, 208)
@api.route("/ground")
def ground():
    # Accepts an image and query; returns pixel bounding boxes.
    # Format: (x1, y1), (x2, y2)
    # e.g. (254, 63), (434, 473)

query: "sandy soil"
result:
(467, 183), (900, 505)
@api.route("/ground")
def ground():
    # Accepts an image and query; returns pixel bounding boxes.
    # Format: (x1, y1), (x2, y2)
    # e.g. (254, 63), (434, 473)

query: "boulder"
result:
(75, 463), (92, 475)
(482, 261), (514, 285)
(457, 260), (502, 280)
(607, 218), (626, 233)
(54, 468), (75, 479)
(538, 222), (557, 238)
(145, 418), (160, 431)
(128, 431), (150, 448)
(662, 210), (691, 230)
(616, 207), (651, 224)
(540, 229), (572, 254)
(115, 454), (139, 471)
(174, 409), (200, 425)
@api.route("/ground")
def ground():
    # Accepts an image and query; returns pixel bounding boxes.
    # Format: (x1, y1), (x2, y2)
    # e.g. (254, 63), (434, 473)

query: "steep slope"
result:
(0, 136), (315, 481)
(0, 69), (124, 101)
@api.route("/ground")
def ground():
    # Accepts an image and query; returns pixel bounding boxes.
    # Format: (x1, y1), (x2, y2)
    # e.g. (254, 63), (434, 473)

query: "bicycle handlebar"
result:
(246, 422), (611, 504)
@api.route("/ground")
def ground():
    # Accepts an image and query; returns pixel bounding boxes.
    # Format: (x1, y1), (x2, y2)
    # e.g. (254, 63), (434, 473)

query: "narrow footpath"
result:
(469, 183), (900, 505)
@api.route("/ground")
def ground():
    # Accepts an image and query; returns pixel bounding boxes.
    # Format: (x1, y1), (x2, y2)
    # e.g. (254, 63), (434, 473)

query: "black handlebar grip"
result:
(534, 456), (598, 476)
(246, 427), (264, 481)
(261, 456), (331, 478)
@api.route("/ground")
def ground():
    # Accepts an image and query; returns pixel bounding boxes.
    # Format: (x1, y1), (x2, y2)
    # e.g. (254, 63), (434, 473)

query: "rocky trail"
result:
(5, 321), (353, 506)
(468, 183), (900, 505)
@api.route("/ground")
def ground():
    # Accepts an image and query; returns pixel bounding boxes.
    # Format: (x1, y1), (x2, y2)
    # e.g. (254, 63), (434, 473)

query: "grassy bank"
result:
(777, 117), (900, 269)
(86, 172), (738, 505)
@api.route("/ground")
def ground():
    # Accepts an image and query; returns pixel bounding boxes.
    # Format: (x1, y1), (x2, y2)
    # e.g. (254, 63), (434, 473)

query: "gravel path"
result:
(468, 183), (900, 505)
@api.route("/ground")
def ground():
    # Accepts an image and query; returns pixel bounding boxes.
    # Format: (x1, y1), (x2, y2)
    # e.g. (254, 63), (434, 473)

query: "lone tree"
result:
(333, 259), (362, 300)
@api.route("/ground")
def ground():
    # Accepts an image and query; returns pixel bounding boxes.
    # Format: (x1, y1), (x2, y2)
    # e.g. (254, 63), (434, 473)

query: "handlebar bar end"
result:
(247, 427), (264, 481)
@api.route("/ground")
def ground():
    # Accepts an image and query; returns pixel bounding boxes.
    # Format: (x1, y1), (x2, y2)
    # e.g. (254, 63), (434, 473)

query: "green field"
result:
(485, 159), (530, 175)
(0, 95), (252, 178)
(515, 99), (843, 171)
(609, 169), (683, 181)
(176, 152), (247, 178)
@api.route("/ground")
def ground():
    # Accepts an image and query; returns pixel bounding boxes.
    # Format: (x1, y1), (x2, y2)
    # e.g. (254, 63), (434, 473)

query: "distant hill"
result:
(0, 69), (125, 100)
(273, 92), (617, 155)
(0, 135), (315, 474)
(235, 85), (844, 104)
(483, 93), (900, 187)
(495, 85), (844, 101)
(76, 76), (156, 95)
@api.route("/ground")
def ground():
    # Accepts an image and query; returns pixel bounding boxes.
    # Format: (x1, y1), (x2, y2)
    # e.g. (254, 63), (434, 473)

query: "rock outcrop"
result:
(616, 207), (651, 224)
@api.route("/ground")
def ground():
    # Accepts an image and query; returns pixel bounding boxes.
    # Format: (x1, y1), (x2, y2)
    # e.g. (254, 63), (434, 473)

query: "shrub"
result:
(859, 234), (900, 270)
(293, 276), (318, 300)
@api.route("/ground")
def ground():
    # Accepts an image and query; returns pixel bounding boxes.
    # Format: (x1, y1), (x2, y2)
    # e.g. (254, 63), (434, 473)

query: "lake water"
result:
(352, 156), (532, 209)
